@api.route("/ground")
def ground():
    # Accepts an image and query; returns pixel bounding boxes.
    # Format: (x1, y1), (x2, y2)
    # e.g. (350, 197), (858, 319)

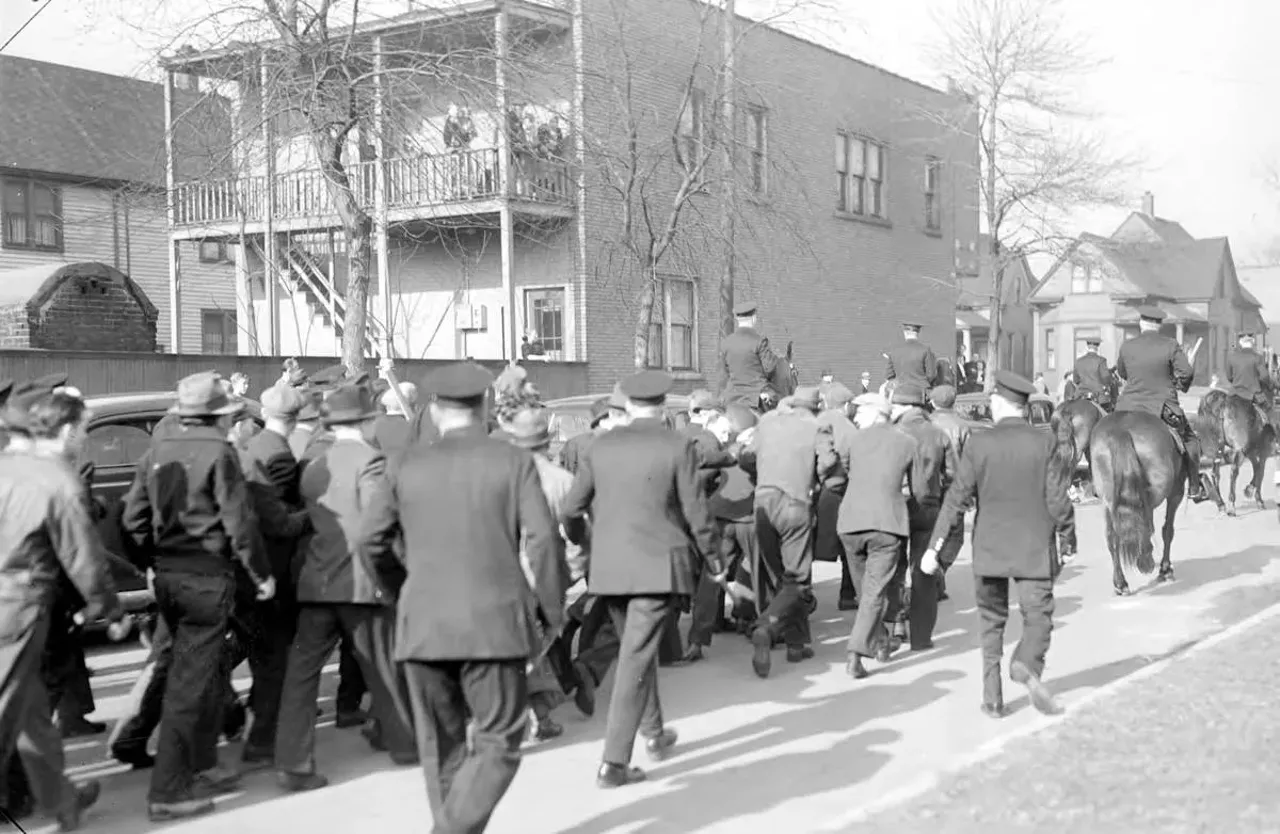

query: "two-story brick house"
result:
(162, 0), (977, 387)
(0, 55), (237, 353)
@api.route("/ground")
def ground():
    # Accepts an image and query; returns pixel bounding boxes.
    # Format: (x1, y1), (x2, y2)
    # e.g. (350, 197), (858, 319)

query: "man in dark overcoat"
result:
(1113, 305), (1207, 502)
(719, 301), (784, 409)
(884, 322), (938, 397)
(358, 362), (565, 831)
(1226, 331), (1274, 422)
(1071, 336), (1113, 410)
(816, 383), (857, 610)
(561, 370), (721, 788)
(922, 370), (1075, 717)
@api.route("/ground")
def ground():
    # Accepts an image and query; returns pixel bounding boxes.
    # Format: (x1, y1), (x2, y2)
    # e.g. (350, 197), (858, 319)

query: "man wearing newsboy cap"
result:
(120, 371), (276, 822)
(357, 361), (565, 830)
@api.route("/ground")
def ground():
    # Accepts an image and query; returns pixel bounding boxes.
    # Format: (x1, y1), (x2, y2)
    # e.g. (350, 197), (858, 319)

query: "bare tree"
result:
(928, 0), (1135, 381)
(581, 0), (827, 370)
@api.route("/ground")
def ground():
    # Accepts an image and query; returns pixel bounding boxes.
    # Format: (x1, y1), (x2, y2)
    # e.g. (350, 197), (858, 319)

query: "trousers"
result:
(840, 531), (906, 657)
(754, 488), (813, 648)
(974, 576), (1054, 707)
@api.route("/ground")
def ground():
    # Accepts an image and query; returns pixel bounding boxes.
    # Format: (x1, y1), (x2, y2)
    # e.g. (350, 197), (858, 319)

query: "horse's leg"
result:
(1106, 508), (1129, 596)
(1157, 489), (1180, 583)
(1226, 453), (1241, 516)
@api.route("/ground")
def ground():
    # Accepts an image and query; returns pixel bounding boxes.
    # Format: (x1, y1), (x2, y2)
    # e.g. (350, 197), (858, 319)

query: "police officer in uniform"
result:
(1071, 336), (1114, 410)
(1113, 306), (1208, 503)
(921, 370), (1075, 717)
(719, 301), (783, 410)
(1226, 331), (1274, 425)
(884, 322), (938, 398)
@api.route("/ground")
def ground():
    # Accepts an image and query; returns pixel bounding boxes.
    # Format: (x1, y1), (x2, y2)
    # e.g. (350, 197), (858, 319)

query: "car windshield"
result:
(957, 400), (992, 422)
(1029, 400), (1054, 425)
(550, 410), (592, 443)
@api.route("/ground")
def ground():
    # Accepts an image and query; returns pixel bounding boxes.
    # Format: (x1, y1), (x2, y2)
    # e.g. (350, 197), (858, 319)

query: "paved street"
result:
(27, 486), (1280, 834)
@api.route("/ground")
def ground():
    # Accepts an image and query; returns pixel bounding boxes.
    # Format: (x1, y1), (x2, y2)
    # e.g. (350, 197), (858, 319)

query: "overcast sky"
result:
(3, 0), (1277, 266)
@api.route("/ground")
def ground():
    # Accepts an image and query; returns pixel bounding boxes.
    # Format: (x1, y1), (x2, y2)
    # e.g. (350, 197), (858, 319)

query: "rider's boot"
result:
(1182, 430), (1209, 503)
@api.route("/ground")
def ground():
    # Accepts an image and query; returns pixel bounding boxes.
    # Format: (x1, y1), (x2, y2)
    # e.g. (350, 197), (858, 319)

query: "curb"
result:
(816, 595), (1280, 830)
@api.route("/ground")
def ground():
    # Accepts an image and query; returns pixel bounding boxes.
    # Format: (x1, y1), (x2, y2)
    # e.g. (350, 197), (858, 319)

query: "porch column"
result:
(327, 231), (340, 356)
(1175, 321), (1185, 346)
(163, 70), (182, 353)
(372, 34), (393, 360)
(234, 242), (254, 354)
(496, 5), (519, 361)
(260, 54), (279, 355)
(961, 326), (972, 362)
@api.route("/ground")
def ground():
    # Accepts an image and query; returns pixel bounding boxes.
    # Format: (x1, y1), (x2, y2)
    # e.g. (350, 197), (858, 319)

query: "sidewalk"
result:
(850, 588), (1280, 834)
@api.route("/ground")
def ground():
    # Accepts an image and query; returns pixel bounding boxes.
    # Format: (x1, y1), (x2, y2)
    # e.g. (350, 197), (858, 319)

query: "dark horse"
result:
(1089, 410), (1185, 596)
(758, 340), (800, 413)
(1197, 388), (1275, 516)
(1056, 397), (1106, 496)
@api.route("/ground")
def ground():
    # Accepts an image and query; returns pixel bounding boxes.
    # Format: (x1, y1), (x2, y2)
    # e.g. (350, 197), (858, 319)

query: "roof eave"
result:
(0, 166), (164, 192)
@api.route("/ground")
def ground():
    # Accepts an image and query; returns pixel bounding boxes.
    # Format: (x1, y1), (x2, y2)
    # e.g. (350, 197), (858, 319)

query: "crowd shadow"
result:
(1142, 543), (1280, 598)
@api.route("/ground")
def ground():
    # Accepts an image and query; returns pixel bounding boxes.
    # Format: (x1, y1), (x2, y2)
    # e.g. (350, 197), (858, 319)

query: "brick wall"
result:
(0, 306), (30, 348)
(576, 0), (980, 392)
(0, 264), (158, 352)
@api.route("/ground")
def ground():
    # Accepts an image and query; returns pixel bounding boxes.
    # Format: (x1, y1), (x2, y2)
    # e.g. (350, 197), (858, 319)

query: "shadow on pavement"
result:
(1142, 544), (1280, 598)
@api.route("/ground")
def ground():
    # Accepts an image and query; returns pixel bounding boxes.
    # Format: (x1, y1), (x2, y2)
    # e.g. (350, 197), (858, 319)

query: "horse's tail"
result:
(1049, 407), (1078, 483)
(1103, 428), (1155, 574)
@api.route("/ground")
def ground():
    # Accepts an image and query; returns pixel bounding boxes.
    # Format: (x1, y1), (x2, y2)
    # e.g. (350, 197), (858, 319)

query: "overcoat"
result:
(1114, 331), (1194, 417)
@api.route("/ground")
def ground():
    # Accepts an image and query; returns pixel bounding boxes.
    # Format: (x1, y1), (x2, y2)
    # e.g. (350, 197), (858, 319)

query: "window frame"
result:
(198, 239), (231, 264)
(835, 133), (887, 220)
(924, 157), (942, 232)
(646, 275), (699, 373)
(1, 177), (64, 252)
(522, 285), (568, 360)
(1045, 327), (1056, 371)
(678, 87), (706, 175)
(200, 309), (238, 354)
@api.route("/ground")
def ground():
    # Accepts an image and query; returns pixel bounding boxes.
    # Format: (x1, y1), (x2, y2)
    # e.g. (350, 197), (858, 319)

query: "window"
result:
(1070, 262), (1104, 294)
(524, 288), (565, 359)
(1074, 327), (1102, 358)
(201, 309), (237, 354)
(85, 423), (153, 469)
(646, 276), (697, 371)
(199, 240), (230, 263)
(678, 87), (706, 173)
(2, 178), (62, 251)
(924, 157), (941, 231)
(835, 134), (886, 219)
(1045, 328), (1056, 371)
(747, 106), (767, 194)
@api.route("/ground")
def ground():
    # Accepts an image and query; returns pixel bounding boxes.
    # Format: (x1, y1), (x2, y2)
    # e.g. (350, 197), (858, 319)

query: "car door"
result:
(83, 416), (160, 595)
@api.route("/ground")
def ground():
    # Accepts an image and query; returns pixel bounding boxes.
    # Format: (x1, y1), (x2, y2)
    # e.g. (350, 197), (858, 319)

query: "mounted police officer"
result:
(1113, 306), (1208, 503)
(1225, 331), (1274, 425)
(1071, 336), (1114, 411)
(884, 322), (938, 400)
(719, 301), (783, 412)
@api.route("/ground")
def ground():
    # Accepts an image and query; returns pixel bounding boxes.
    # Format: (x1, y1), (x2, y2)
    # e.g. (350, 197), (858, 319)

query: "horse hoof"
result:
(1114, 586), (1130, 597)
(1158, 571), (1175, 584)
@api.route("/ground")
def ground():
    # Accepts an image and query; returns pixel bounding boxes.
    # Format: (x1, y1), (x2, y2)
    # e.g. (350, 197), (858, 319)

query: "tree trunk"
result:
(633, 264), (659, 370)
(983, 101), (1000, 393)
(718, 0), (737, 345)
(342, 227), (372, 375)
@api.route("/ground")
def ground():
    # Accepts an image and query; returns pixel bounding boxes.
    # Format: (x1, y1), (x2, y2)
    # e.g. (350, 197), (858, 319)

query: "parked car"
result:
(952, 391), (1055, 433)
(544, 393), (692, 459)
(80, 392), (263, 633)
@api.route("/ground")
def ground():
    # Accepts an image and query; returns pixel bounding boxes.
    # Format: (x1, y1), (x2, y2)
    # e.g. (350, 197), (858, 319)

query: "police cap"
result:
(619, 370), (672, 404)
(992, 369), (1037, 405)
(1135, 305), (1166, 323)
(423, 361), (494, 406)
(1085, 336), (1102, 347)
(733, 301), (758, 317)
(902, 322), (923, 333)
(930, 384), (957, 409)
(1238, 331), (1256, 341)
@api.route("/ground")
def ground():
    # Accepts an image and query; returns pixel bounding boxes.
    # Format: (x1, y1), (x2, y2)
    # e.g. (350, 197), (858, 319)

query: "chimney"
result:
(1142, 191), (1154, 217)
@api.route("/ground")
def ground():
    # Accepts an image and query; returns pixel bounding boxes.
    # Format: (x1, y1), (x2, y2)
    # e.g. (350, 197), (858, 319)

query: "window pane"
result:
(2, 182), (25, 214)
(4, 215), (26, 245)
(751, 110), (765, 150)
(868, 144), (881, 179)
(85, 423), (154, 468)
(849, 139), (866, 175)
(870, 181), (882, 217)
(647, 323), (664, 368)
(836, 173), (847, 211)
(202, 311), (228, 353)
(32, 184), (56, 215)
(669, 280), (693, 325)
(835, 135), (847, 173)
(33, 219), (58, 247)
(671, 324), (693, 369)
(926, 159), (938, 191)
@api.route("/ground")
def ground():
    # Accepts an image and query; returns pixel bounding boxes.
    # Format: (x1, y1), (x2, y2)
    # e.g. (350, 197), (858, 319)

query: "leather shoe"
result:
(786, 646), (814, 663)
(597, 762), (646, 789)
(750, 628), (772, 678)
(278, 771), (330, 792)
(1010, 660), (1062, 715)
(56, 779), (100, 831)
(644, 728), (678, 761)
(846, 655), (869, 679)
(572, 662), (596, 717)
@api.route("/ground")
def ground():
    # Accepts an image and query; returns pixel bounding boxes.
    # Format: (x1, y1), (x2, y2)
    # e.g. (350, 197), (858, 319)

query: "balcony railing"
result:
(173, 147), (572, 227)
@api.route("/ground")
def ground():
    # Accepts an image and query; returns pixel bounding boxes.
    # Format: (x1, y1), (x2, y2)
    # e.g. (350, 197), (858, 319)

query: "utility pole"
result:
(718, 0), (737, 343)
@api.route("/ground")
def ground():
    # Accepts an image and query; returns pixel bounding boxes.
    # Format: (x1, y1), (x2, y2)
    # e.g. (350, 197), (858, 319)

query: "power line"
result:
(0, 0), (55, 55)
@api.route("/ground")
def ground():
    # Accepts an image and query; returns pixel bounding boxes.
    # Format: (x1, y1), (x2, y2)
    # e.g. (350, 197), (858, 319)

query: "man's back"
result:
(830, 423), (916, 536)
(1073, 353), (1110, 394)
(721, 327), (775, 398)
(243, 428), (300, 506)
(886, 340), (937, 390)
(748, 409), (820, 502)
(928, 407), (970, 459)
(1115, 331), (1187, 413)
(390, 425), (562, 660)
(1226, 348), (1267, 399)
(894, 410), (955, 514)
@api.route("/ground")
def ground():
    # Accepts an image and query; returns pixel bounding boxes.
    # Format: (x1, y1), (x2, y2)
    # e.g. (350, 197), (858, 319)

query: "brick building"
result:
(0, 55), (235, 353)
(164, 0), (977, 388)
(0, 262), (158, 351)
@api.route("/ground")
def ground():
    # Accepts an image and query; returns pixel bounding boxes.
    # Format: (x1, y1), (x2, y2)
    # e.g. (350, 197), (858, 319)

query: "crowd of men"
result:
(1, 299), (1168, 832)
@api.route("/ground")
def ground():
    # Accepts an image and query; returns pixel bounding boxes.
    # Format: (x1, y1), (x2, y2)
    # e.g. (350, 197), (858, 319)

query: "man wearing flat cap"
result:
(1226, 330), (1274, 428)
(921, 369), (1075, 718)
(884, 322), (938, 401)
(561, 369), (720, 788)
(1113, 305), (1208, 502)
(358, 361), (565, 828)
(738, 385), (824, 678)
(559, 396), (622, 475)
(816, 382), (858, 610)
(719, 301), (790, 411)
(1071, 335), (1115, 412)
(120, 371), (276, 821)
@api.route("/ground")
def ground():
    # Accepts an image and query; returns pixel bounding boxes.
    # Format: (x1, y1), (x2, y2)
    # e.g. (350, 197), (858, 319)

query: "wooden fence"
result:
(0, 351), (590, 401)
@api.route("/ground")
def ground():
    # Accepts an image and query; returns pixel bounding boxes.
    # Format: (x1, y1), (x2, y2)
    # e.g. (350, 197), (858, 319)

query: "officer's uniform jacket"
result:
(1072, 352), (1112, 400)
(1226, 348), (1272, 405)
(562, 417), (718, 597)
(884, 339), (939, 391)
(893, 408), (957, 528)
(357, 424), (565, 661)
(1114, 331), (1194, 417)
(929, 417), (1074, 579)
(719, 326), (780, 404)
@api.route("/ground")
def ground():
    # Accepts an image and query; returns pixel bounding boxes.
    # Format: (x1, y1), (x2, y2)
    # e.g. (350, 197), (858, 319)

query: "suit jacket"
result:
(683, 423), (735, 497)
(558, 431), (594, 475)
(928, 407), (971, 460)
(1114, 331), (1193, 416)
(815, 408), (857, 490)
(357, 424), (565, 661)
(929, 417), (1075, 579)
(239, 429), (307, 584)
(562, 417), (718, 596)
(893, 408), (957, 526)
(296, 437), (399, 607)
(738, 408), (821, 504)
(822, 422), (917, 536)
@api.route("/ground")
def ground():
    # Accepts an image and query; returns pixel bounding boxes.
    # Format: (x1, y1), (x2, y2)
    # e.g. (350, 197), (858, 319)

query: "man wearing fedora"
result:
(358, 362), (565, 830)
(738, 385), (824, 678)
(275, 381), (417, 792)
(120, 371), (276, 821)
(562, 370), (720, 788)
